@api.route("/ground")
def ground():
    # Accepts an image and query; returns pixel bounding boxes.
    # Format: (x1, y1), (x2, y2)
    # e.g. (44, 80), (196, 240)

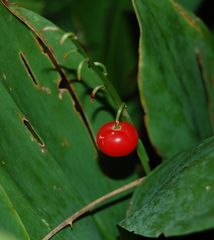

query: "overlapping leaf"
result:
(134, 0), (214, 159)
(120, 136), (214, 237)
(119, 1), (214, 238)
(0, 2), (139, 239)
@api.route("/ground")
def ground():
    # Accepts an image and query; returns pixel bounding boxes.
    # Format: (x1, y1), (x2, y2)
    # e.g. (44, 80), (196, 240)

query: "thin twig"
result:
(42, 177), (145, 240)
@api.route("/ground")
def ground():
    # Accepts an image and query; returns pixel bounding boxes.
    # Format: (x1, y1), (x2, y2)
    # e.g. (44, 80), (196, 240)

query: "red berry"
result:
(96, 121), (138, 157)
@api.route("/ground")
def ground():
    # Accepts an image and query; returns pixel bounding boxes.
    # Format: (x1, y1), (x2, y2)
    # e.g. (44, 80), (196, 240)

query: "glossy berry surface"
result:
(96, 121), (138, 157)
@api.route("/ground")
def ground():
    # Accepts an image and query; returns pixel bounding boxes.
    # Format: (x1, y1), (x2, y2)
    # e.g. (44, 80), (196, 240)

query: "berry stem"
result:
(114, 102), (127, 129)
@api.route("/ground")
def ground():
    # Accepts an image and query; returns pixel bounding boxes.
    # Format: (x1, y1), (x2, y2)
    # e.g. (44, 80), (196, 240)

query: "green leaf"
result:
(0, 2), (140, 239)
(134, 0), (214, 159)
(120, 136), (214, 237)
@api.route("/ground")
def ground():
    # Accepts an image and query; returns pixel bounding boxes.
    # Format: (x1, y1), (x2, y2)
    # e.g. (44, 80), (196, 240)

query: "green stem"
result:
(114, 102), (127, 129)
(91, 85), (105, 99)
(94, 62), (108, 76)
(77, 58), (89, 80)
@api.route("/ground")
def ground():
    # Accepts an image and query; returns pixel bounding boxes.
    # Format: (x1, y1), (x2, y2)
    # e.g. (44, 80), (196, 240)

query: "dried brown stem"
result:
(42, 177), (144, 240)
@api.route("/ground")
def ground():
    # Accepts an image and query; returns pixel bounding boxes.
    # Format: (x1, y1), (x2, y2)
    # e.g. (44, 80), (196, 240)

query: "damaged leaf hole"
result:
(34, 36), (50, 56)
(19, 52), (51, 94)
(57, 77), (70, 100)
(19, 52), (38, 86)
(31, 33), (96, 146)
(58, 77), (69, 90)
(33, 36), (71, 93)
(22, 118), (45, 151)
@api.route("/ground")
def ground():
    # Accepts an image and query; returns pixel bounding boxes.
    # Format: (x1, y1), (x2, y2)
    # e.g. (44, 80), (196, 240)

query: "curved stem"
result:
(94, 62), (108, 76)
(60, 32), (77, 45)
(42, 177), (144, 240)
(90, 85), (105, 100)
(64, 49), (78, 59)
(42, 26), (60, 32)
(114, 102), (127, 129)
(77, 58), (89, 80)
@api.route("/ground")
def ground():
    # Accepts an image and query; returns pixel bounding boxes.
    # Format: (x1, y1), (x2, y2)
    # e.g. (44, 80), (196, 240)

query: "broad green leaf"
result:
(42, 0), (138, 98)
(0, 2), (139, 239)
(134, 0), (214, 159)
(120, 136), (214, 237)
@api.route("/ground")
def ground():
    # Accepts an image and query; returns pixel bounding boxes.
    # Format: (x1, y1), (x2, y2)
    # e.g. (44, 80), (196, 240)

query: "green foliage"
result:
(0, 2), (139, 239)
(8, 0), (204, 99)
(134, 0), (214, 159)
(0, 0), (214, 239)
(120, 136), (214, 237)
(41, 0), (203, 99)
(41, 0), (138, 98)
